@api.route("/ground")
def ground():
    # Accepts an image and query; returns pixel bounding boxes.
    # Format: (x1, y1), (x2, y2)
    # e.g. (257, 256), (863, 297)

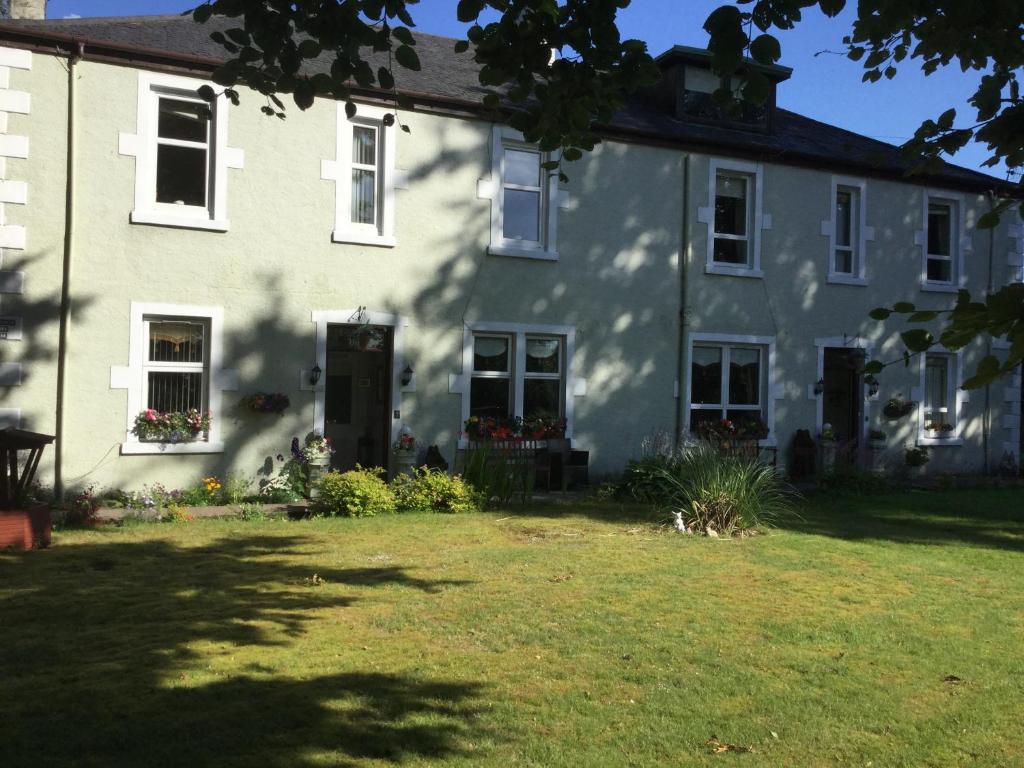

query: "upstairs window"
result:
(502, 146), (545, 245)
(350, 124), (380, 228)
(121, 72), (242, 231)
(154, 96), (211, 209)
(326, 103), (397, 247)
(833, 187), (859, 275)
(713, 173), (751, 265)
(925, 199), (954, 284)
(482, 126), (561, 260)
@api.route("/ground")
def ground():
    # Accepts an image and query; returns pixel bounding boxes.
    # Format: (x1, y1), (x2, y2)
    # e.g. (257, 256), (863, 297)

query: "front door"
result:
(323, 324), (392, 472)
(822, 347), (864, 466)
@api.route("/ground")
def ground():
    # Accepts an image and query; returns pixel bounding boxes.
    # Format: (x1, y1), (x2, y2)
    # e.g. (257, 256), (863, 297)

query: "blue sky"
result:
(48, 0), (1003, 178)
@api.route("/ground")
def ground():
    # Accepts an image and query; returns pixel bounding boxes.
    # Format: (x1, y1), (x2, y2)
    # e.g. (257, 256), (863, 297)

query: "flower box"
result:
(240, 392), (290, 414)
(133, 409), (211, 442)
(0, 506), (52, 550)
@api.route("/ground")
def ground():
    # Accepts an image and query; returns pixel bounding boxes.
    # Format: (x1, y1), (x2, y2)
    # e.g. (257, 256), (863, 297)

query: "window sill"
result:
(827, 273), (868, 287)
(705, 264), (763, 279)
(121, 441), (225, 455)
(919, 281), (961, 294)
(488, 243), (559, 261)
(130, 210), (229, 232)
(332, 230), (396, 248)
(916, 436), (963, 447)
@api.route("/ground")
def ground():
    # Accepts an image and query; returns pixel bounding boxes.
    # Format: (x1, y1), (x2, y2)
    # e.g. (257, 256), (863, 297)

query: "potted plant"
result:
(883, 396), (915, 421)
(819, 423), (838, 472)
(240, 392), (290, 414)
(393, 429), (418, 474)
(294, 435), (333, 497)
(868, 429), (886, 449)
(905, 445), (930, 478)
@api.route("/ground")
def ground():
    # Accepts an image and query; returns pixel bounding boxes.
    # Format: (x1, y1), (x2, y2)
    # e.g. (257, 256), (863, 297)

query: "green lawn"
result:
(2, 490), (1023, 767)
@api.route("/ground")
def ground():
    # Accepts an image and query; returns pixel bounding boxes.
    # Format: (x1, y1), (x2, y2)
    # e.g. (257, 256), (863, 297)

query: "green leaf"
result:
(907, 310), (939, 322)
(864, 360), (884, 375)
(345, 101), (357, 119)
(869, 308), (892, 321)
(192, 4), (213, 23)
(893, 301), (916, 313)
(454, 40), (470, 54)
(196, 84), (216, 101)
(293, 81), (315, 110)
(900, 328), (933, 352)
(749, 34), (781, 65)
(392, 27), (415, 46)
(977, 209), (1001, 229)
(394, 45), (421, 71)
(377, 66), (395, 90)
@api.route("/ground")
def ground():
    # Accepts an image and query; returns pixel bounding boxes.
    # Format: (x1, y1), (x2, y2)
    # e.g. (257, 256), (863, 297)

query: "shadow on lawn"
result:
(782, 489), (1024, 553)
(0, 534), (487, 768)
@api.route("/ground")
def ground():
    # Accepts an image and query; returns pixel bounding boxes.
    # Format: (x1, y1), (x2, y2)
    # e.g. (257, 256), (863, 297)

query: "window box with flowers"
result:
(132, 408), (211, 443)
(464, 415), (566, 444)
(695, 416), (769, 461)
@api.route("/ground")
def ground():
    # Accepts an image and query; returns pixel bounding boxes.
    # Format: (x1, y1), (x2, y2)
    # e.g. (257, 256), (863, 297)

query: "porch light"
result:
(310, 364), (322, 385)
(401, 364), (414, 386)
(813, 378), (825, 396)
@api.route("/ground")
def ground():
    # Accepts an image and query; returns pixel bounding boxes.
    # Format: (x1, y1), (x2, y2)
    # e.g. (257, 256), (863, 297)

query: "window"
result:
(921, 352), (958, 440)
(350, 124), (379, 226)
(926, 200), (956, 284)
(833, 187), (858, 275)
(502, 147), (545, 245)
(689, 343), (766, 433)
(700, 159), (765, 276)
(481, 126), (560, 260)
(154, 96), (211, 209)
(713, 173), (751, 266)
(324, 103), (397, 247)
(112, 302), (236, 455)
(120, 72), (242, 231)
(468, 332), (566, 422)
(143, 318), (208, 416)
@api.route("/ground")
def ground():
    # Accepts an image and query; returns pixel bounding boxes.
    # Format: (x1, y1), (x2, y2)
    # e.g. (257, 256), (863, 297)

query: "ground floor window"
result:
(470, 332), (565, 422)
(143, 318), (209, 414)
(689, 341), (768, 437)
(922, 352), (958, 439)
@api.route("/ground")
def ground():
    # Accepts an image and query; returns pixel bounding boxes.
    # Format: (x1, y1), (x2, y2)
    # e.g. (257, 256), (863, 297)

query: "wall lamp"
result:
(401, 364), (414, 387)
(309, 364), (322, 385)
(813, 378), (825, 396)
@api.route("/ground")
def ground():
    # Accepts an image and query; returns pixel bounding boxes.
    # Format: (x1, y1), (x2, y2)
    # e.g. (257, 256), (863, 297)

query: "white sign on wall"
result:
(0, 316), (23, 341)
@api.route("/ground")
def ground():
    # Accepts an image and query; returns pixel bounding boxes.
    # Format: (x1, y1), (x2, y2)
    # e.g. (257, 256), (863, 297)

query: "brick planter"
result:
(0, 506), (52, 550)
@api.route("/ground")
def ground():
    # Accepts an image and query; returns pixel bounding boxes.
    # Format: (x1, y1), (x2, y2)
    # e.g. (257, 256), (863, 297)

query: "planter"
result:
(307, 456), (330, 498)
(868, 441), (887, 474)
(394, 451), (417, 476)
(820, 441), (838, 473)
(0, 506), (52, 550)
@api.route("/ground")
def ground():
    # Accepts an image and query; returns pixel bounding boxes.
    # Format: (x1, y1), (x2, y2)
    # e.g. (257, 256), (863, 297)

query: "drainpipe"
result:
(982, 190), (996, 474)
(54, 41), (83, 501)
(673, 154), (691, 448)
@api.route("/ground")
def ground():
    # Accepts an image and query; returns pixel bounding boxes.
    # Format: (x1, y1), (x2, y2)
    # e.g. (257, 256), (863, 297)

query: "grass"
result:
(2, 489), (1023, 767)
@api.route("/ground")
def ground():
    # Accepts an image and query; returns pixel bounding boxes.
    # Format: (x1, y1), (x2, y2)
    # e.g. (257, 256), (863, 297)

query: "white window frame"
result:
(118, 71), (244, 231)
(453, 321), (581, 447)
(684, 332), (777, 445)
(918, 191), (968, 293)
(111, 302), (238, 455)
(698, 158), (767, 278)
(469, 333), (514, 418)
(917, 348), (965, 446)
(322, 103), (398, 247)
(478, 125), (561, 261)
(822, 176), (872, 286)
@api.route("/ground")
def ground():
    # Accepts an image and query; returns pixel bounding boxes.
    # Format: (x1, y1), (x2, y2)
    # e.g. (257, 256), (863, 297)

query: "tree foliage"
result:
(866, 285), (1024, 389)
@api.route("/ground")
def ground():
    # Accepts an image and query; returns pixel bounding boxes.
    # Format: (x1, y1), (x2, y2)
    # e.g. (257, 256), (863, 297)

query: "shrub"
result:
(65, 486), (100, 527)
(618, 454), (682, 503)
(657, 443), (795, 535)
(164, 503), (195, 524)
(906, 446), (930, 467)
(310, 467), (396, 517)
(462, 444), (529, 506)
(818, 465), (895, 495)
(392, 468), (480, 514)
(238, 502), (267, 521)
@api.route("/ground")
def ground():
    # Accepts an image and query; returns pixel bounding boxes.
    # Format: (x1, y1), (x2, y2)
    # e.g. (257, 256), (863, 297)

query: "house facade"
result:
(0, 15), (1020, 494)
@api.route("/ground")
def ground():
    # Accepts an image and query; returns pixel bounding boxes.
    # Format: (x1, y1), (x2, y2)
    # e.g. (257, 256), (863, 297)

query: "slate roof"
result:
(0, 13), (1010, 193)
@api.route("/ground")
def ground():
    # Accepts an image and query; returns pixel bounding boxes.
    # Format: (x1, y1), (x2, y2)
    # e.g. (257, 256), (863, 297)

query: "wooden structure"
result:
(0, 428), (54, 509)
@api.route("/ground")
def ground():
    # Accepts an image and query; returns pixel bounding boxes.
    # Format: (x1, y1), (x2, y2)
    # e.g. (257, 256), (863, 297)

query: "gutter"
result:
(54, 41), (82, 500)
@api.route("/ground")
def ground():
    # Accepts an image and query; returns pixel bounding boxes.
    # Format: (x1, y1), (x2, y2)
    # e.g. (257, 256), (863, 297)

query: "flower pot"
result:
(394, 451), (417, 476)
(0, 506), (52, 550)
(820, 441), (837, 473)
(307, 456), (330, 498)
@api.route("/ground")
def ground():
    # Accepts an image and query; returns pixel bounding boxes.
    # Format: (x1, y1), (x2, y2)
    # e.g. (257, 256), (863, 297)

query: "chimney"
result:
(8, 0), (46, 19)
